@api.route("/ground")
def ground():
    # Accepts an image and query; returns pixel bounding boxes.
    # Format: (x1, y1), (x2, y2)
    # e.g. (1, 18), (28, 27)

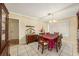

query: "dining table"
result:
(41, 34), (59, 50)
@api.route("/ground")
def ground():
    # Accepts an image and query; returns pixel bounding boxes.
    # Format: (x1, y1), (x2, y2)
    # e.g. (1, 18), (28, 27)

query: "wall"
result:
(9, 12), (48, 44)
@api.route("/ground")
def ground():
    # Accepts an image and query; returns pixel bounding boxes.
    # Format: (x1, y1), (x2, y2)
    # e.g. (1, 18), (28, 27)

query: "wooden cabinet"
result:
(0, 3), (9, 56)
(0, 43), (9, 56)
(78, 16), (79, 29)
(77, 11), (79, 53)
(26, 35), (38, 44)
(77, 11), (79, 29)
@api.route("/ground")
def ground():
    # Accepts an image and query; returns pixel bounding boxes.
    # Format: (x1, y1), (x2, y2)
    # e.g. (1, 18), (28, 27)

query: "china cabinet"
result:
(0, 3), (9, 56)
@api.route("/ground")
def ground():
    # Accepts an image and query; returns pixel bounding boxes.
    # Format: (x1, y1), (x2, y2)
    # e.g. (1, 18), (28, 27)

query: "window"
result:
(48, 20), (69, 37)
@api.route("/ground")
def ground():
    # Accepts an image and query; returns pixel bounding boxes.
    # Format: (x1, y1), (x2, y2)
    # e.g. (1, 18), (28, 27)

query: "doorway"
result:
(9, 18), (19, 46)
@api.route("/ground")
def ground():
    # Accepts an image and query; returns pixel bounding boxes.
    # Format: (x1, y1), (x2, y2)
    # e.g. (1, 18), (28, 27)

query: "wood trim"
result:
(0, 42), (8, 55)
(0, 3), (2, 50)
(0, 3), (9, 14)
(77, 11), (79, 29)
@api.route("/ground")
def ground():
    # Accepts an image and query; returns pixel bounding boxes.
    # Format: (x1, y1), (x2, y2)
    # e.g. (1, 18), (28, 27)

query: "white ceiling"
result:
(5, 3), (79, 22)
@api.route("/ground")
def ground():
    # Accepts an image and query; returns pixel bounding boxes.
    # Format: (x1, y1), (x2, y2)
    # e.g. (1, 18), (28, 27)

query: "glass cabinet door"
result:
(1, 9), (6, 48)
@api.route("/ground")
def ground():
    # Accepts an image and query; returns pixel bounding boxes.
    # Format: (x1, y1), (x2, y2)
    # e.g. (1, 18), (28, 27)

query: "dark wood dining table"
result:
(41, 34), (59, 50)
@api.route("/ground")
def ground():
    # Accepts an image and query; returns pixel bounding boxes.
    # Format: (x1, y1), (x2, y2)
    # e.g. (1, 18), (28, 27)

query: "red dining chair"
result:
(54, 32), (59, 35)
(46, 32), (50, 35)
(38, 35), (48, 54)
(56, 34), (63, 52)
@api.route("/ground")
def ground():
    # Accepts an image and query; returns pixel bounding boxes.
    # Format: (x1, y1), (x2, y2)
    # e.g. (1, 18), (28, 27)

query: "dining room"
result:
(4, 3), (79, 56)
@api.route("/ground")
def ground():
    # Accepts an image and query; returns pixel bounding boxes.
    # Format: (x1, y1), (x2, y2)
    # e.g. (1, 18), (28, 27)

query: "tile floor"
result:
(10, 40), (73, 56)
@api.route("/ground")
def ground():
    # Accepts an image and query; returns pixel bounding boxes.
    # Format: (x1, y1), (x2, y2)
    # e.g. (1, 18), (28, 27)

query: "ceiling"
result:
(5, 3), (79, 22)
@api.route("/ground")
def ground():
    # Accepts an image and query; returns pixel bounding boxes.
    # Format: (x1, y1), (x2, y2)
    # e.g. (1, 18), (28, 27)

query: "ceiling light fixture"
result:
(49, 20), (57, 23)
(48, 13), (57, 23)
(48, 13), (52, 16)
(52, 20), (56, 23)
(49, 20), (52, 23)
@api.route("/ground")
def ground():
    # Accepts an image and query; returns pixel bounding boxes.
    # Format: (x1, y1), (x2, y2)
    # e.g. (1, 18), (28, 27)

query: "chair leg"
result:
(38, 44), (39, 50)
(56, 44), (58, 52)
(59, 43), (61, 49)
(59, 44), (60, 49)
(42, 46), (44, 54)
(48, 45), (49, 50)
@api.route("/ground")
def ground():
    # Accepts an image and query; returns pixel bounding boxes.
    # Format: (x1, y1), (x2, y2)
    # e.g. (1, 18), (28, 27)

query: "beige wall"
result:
(9, 12), (48, 44)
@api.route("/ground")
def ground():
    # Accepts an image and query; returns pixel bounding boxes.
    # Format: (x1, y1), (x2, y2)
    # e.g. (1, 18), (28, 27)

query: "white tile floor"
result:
(10, 40), (73, 56)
